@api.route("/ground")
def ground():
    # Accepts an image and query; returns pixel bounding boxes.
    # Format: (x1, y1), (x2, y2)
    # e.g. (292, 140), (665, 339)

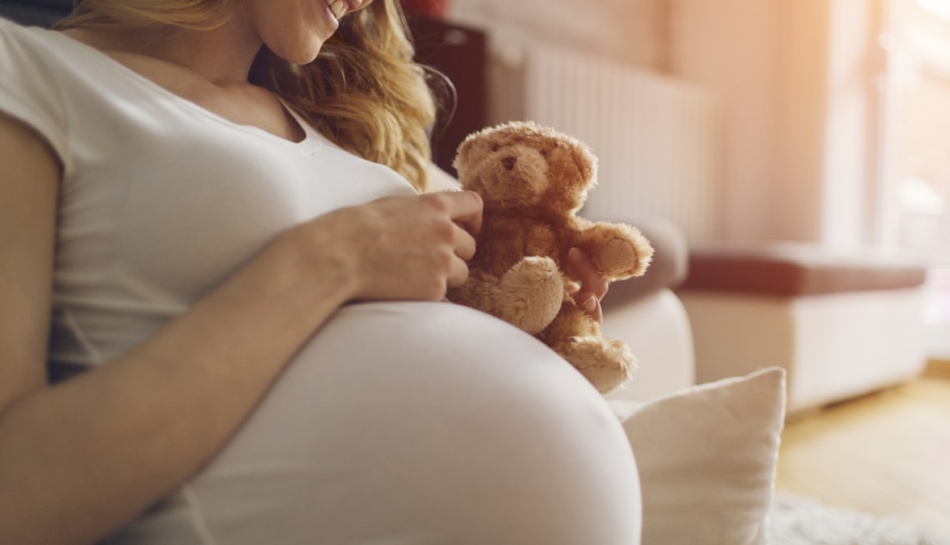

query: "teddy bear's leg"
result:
(446, 269), (500, 315)
(557, 337), (637, 394)
(446, 258), (563, 335)
(540, 304), (637, 394)
(493, 256), (564, 335)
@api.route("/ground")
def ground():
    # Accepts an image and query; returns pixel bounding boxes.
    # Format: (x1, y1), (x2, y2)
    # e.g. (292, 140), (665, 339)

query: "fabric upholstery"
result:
(0, 0), (71, 27)
(681, 243), (927, 297)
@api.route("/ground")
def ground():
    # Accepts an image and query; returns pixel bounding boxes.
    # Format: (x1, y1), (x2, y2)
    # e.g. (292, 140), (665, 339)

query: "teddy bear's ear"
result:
(573, 143), (597, 183)
(453, 128), (493, 174)
(453, 134), (475, 170)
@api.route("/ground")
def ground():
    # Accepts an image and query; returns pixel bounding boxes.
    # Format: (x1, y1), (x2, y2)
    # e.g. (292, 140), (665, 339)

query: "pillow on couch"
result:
(613, 367), (786, 545)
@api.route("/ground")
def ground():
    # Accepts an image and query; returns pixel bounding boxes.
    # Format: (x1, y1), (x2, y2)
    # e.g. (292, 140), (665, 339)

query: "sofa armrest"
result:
(601, 215), (689, 311)
(603, 289), (696, 401)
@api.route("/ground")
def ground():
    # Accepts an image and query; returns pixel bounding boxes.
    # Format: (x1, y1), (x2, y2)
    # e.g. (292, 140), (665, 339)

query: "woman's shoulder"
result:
(0, 16), (76, 174)
(0, 16), (74, 93)
(0, 14), (29, 37)
(0, 16), (108, 86)
(0, 15), (55, 59)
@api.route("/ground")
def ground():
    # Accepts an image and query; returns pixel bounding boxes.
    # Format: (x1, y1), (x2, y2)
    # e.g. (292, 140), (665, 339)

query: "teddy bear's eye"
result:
(490, 144), (501, 152)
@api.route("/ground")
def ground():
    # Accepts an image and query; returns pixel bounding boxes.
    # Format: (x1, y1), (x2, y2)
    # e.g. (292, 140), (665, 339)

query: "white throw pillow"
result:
(614, 367), (787, 545)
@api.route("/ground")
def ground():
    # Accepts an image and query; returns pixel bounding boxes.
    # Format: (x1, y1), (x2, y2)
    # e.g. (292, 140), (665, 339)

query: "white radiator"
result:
(490, 45), (722, 244)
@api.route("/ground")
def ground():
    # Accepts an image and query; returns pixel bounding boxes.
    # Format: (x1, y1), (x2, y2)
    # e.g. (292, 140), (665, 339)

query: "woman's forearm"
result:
(0, 230), (356, 545)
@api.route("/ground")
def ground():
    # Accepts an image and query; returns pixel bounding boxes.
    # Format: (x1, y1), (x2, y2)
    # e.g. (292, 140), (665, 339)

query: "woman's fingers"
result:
(427, 190), (483, 236)
(453, 223), (476, 261)
(567, 247), (608, 324)
(567, 248), (609, 300)
(422, 192), (479, 285)
(573, 290), (604, 324)
(446, 254), (470, 288)
(300, 191), (484, 302)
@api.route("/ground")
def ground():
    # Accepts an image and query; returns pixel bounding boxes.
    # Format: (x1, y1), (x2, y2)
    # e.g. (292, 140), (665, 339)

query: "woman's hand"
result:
(565, 247), (609, 325)
(295, 191), (483, 302)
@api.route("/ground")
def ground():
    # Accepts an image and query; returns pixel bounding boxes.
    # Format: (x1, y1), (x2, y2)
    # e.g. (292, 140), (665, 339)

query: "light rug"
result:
(769, 493), (950, 545)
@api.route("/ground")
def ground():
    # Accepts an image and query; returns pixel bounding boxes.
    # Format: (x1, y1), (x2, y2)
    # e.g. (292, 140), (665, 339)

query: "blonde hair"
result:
(55, 0), (438, 191)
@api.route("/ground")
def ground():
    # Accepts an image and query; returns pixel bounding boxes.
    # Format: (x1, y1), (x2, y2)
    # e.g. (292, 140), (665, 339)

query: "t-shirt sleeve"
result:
(0, 18), (69, 167)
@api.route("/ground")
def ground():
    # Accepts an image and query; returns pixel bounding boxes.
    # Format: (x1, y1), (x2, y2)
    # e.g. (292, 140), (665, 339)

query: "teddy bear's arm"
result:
(571, 221), (654, 281)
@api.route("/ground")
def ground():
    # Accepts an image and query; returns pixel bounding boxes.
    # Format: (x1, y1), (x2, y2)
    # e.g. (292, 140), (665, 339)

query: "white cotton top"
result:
(0, 17), (418, 373)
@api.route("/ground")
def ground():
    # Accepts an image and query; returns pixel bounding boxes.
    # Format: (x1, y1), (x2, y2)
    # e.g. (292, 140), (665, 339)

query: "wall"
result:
(772, 0), (830, 242)
(820, 0), (880, 247)
(669, 0), (781, 244)
(671, 0), (881, 245)
(448, 0), (662, 70)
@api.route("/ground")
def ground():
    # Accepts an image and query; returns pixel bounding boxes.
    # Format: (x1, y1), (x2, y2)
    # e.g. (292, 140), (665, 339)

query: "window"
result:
(881, 0), (950, 358)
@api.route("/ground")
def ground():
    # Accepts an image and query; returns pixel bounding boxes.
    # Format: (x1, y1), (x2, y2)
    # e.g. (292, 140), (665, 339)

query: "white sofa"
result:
(604, 289), (696, 402)
(678, 244), (928, 414)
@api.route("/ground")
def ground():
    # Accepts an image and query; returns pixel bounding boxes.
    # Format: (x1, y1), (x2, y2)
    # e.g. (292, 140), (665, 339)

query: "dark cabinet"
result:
(406, 15), (488, 176)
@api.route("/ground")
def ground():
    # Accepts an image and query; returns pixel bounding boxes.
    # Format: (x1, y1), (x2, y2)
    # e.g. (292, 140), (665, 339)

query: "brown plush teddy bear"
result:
(446, 121), (654, 393)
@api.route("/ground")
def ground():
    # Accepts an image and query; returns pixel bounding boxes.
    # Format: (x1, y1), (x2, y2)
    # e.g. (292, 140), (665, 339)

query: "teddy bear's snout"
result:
(501, 156), (517, 171)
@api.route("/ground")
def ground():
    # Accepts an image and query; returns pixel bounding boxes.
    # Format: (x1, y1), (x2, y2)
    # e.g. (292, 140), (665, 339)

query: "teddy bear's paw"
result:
(597, 238), (642, 278)
(496, 257), (563, 334)
(558, 337), (638, 394)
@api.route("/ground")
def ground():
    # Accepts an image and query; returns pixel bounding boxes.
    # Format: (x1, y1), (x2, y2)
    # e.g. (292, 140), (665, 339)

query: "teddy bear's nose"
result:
(501, 156), (517, 171)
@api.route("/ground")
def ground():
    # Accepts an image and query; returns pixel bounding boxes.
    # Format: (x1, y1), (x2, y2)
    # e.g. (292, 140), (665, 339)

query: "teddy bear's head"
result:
(453, 121), (597, 214)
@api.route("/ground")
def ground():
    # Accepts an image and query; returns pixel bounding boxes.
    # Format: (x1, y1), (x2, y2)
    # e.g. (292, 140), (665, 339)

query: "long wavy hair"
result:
(54, 0), (439, 191)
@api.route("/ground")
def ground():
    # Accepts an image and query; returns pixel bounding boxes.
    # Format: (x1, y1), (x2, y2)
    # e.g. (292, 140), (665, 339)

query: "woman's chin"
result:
(269, 38), (326, 65)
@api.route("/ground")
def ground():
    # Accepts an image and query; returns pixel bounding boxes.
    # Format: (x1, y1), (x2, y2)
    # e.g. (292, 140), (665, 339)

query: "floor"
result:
(774, 368), (950, 534)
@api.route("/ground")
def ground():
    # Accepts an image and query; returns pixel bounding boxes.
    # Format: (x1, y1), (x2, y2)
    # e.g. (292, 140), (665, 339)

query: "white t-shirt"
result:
(0, 17), (419, 372)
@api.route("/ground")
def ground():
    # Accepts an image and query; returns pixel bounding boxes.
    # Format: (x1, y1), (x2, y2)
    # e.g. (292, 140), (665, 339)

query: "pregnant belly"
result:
(206, 301), (581, 465)
(104, 302), (634, 545)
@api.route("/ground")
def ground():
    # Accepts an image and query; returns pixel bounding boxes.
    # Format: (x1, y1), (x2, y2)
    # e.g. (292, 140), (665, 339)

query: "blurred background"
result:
(405, 0), (950, 364)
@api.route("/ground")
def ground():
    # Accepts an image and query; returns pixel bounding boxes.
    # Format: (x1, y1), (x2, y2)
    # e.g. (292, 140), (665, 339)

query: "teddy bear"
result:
(446, 121), (654, 393)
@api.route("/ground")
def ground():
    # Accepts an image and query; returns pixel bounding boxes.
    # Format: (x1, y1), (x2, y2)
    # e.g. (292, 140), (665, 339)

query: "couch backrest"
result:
(0, 0), (72, 28)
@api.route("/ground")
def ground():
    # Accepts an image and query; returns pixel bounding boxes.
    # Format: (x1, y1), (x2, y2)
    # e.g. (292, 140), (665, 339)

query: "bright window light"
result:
(916, 0), (950, 22)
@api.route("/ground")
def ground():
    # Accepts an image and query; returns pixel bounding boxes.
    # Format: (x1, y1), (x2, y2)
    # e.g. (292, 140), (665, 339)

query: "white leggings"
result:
(104, 302), (642, 545)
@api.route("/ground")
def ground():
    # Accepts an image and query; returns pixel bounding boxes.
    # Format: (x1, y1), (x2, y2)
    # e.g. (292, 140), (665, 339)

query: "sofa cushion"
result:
(601, 215), (689, 309)
(614, 367), (787, 545)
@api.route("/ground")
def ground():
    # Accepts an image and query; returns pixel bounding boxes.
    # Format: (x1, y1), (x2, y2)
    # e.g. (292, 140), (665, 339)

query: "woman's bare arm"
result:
(0, 111), (481, 545)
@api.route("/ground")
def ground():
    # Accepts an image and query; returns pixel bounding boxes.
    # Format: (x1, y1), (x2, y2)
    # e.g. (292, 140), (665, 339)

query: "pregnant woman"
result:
(0, 1), (641, 543)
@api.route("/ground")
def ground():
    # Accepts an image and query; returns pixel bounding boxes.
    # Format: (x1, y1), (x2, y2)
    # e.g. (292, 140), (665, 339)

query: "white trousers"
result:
(104, 302), (642, 545)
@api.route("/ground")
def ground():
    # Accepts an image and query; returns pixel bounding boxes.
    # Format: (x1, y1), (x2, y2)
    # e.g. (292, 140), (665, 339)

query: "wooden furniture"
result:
(405, 14), (487, 177)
